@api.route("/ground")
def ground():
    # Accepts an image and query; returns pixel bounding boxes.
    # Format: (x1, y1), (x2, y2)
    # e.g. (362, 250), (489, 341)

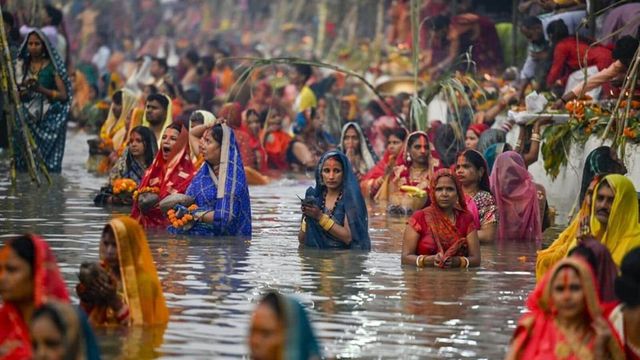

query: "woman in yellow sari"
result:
(99, 89), (138, 153)
(76, 216), (169, 326)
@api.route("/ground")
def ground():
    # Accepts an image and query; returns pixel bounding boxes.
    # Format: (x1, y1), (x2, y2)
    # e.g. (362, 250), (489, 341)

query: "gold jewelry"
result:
(531, 133), (541, 142)
(416, 255), (424, 268)
(301, 218), (307, 232)
(51, 90), (57, 99)
(318, 214), (335, 231)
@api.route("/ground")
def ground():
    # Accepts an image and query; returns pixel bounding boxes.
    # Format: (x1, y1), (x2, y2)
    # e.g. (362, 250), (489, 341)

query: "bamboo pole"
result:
(511, 0), (518, 67)
(315, 0), (327, 59)
(372, 0), (385, 65)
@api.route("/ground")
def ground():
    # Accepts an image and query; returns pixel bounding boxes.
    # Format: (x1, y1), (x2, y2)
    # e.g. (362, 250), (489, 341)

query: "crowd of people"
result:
(1, 0), (640, 358)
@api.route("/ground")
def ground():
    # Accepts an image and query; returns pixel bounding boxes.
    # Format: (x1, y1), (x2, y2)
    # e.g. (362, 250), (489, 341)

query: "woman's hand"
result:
(301, 204), (323, 221)
(434, 254), (461, 268)
(593, 316), (613, 358)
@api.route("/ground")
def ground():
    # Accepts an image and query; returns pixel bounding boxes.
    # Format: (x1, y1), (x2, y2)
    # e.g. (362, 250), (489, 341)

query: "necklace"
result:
(554, 320), (593, 360)
(321, 189), (343, 217)
(409, 166), (428, 183)
(29, 60), (46, 77)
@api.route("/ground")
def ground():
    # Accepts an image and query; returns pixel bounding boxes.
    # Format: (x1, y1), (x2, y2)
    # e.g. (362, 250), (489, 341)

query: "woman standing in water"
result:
(0, 234), (70, 359)
(299, 151), (371, 250)
(169, 123), (252, 237)
(401, 169), (481, 268)
(506, 258), (624, 359)
(360, 128), (406, 199)
(76, 216), (169, 326)
(337, 122), (378, 180)
(14, 30), (71, 173)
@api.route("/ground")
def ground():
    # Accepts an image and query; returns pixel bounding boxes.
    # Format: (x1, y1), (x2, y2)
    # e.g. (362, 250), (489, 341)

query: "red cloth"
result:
(547, 37), (613, 88)
(263, 130), (291, 170)
(131, 127), (195, 228)
(219, 103), (257, 168)
(0, 235), (70, 360)
(247, 131), (267, 171)
(467, 123), (489, 137)
(392, 131), (442, 191)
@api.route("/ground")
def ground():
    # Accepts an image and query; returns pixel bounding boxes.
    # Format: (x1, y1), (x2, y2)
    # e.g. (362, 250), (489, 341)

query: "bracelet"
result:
(318, 214), (335, 231)
(51, 90), (57, 99)
(531, 133), (541, 142)
(301, 218), (307, 232)
(460, 256), (470, 269)
(416, 255), (424, 268)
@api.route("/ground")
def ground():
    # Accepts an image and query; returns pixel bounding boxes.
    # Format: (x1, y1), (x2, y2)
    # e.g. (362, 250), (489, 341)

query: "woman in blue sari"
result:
(14, 29), (71, 173)
(298, 150), (371, 250)
(169, 123), (252, 237)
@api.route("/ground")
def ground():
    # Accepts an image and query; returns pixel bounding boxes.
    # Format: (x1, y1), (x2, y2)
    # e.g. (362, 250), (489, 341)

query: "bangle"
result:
(51, 90), (57, 99)
(416, 255), (424, 268)
(531, 134), (541, 142)
(301, 218), (307, 232)
(462, 257), (470, 268)
(318, 214), (335, 231)
(515, 141), (522, 149)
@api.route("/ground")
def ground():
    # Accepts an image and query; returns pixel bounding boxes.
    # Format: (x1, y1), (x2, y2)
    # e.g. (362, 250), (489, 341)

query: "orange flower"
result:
(623, 127), (637, 139)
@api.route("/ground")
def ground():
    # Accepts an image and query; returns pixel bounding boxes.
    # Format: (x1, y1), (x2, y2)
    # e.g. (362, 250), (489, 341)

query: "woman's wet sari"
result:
(508, 258), (624, 360)
(170, 124), (252, 237)
(0, 235), (70, 360)
(273, 292), (322, 360)
(82, 216), (169, 326)
(13, 29), (72, 173)
(131, 127), (195, 228)
(303, 151), (371, 250)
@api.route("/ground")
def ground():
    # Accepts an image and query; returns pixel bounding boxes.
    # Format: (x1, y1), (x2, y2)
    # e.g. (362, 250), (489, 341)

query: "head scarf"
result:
(100, 88), (138, 150)
(142, 93), (174, 147)
(0, 235), (70, 360)
(272, 292), (322, 360)
(579, 146), (627, 205)
(106, 216), (169, 325)
(340, 94), (359, 120)
(490, 151), (542, 244)
(337, 122), (379, 172)
(484, 142), (509, 175)
(509, 258), (624, 360)
(467, 123), (489, 137)
(188, 110), (217, 160)
(394, 131), (440, 184)
(305, 151), (371, 250)
(590, 174), (640, 265)
(576, 237), (619, 303)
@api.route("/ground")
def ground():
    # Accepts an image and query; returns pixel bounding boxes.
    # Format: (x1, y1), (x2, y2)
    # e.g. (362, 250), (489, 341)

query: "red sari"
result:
(0, 235), (70, 360)
(131, 127), (195, 228)
(360, 150), (398, 199)
(263, 130), (291, 170)
(219, 103), (257, 169)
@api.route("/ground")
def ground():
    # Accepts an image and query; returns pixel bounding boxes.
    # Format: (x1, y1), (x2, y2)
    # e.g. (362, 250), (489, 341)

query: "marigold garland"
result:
(133, 186), (160, 201)
(167, 204), (198, 228)
(112, 178), (137, 195)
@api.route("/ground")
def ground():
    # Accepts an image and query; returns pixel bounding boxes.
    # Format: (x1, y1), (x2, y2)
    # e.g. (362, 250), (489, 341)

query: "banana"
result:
(400, 185), (427, 198)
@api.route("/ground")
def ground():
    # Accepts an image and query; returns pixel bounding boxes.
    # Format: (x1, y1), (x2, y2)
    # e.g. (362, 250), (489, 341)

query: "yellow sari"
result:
(142, 94), (174, 148)
(99, 89), (138, 151)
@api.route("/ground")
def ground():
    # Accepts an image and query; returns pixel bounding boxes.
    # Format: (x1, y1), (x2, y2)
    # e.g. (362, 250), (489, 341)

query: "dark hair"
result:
(434, 124), (464, 168)
(7, 235), (35, 271)
(365, 100), (387, 119)
(407, 132), (428, 149)
(112, 90), (123, 105)
(568, 245), (598, 274)
(477, 129), (507, 155)
(162, 82), (177, 99)
(546, 19), (569, 44)
(293, 64), (312, 83)
(185, 49), (200, 65)
(460, 150), (491, 192)
(612, 36), (640, 67)
(129, 126), (158, 167)
(430, 15), (450, 32)
(259, 292), (284, 320)
(246, 108), (260, 120)
(2, 11), (14, 28)
(209, 123), (224, 144)
(152, 57), (168, 73)
(32, 303), (67, 335)
(44, 4), (63, 26)
(147, 93), (169, 110)
(385, 127), (408, 142)
(183, 89), (201, 105)
(200, 55), (215, 73)
(189, 111), (205, 125)
(615, 247), (640, 307)
(521, 16), (542, 28)
(166, 122), (183, 133)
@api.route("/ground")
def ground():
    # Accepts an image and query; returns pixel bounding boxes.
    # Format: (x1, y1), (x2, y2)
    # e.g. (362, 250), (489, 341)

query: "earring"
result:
(406, 153), (412, 163)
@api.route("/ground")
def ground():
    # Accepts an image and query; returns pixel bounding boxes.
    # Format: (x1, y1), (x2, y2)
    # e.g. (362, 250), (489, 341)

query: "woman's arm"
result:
(189, 123), (214, 151)
(401, 225), (436, 266)
(37, 74), (67, 101)
(301, 204), (352, 245)
(465, 230), (481, 267)
(477, 222), (496, 244)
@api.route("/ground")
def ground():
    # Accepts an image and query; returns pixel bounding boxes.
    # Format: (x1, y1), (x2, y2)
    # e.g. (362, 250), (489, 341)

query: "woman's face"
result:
(551, 267), (585, 321)
(112, 101), (123, 120)
(249, 303), (284, 360)
(27, 33), (44, 58)
(31, 315), (66, 360)
(129, 131), (145, 158)
(342, 127), (360, 152)
(161, 128), (180, 161)
(201, 130), (222, 166)
(465, 130), (479, 150)
(408, 135), (429, 166)
(0, 247), (34, 303)
(434, 176), (458, 210)
(99, 228), (118, 270)
(386, 134), (403, 156)
(455, 155), (482, 188)
(247, 113), (261, 135)
(321, 157), (344, 191)
(266, 112), (282, 131)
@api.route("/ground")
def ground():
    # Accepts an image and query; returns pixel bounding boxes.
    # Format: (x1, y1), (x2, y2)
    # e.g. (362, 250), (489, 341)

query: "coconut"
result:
(138, 192), (160, 213)
(159, 193), (195, 213)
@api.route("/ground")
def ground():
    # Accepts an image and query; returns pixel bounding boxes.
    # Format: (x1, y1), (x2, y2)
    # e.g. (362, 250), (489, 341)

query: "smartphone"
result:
(297, 194), (318, 207)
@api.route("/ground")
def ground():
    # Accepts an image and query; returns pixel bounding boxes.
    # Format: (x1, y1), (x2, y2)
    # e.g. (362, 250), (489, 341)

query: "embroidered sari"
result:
(14, 29), (72, 173)
(490, 151), (542, 244)
(131, 127), (195, 228)
(508, 258), (624, 360)
(408, 169), (476, 264)
(337, 122), (379, 179)
(303, 151), (371, 250)
(81, 217), (169, 326)
(170, 124), (252, 237)
(0, 235), (70, 360)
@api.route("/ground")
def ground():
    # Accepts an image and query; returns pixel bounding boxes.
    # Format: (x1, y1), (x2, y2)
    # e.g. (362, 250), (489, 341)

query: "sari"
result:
(303, 151), (371, 250)
(390, 131), (438, 193)
(360, 149), (399, 200)
(263, 129), (292, 170)
(141, 94), (174, 147)
(131, 127), (195, 228)
(99, 89), (138, 153)
(272, 292), (322, 360)
(578, 146), (627, 205)
(408, 169), (476, 264)
(170, 124), (252, 237)
(218, 103), (257, 170)
(14, 29), (72, 173)
(81, 216), (169, 326)
(460, 149), (496, 229)
(508, 258), (624, 360)
(337, 122), (379, 179)
(589, 174), (640, 266)
(0, 235), (70, 360)
(490, 151), (542, 244)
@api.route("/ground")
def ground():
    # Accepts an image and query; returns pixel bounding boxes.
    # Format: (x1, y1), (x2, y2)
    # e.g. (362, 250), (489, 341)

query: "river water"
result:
(0, 130), (544, 359)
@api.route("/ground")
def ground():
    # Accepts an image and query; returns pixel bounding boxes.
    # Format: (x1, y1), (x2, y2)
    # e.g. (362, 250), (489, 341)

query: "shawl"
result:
(578, 146), (627, 205)
(99, 88), (138, 151)
(490, 151), (542, 244)
(337, 122), (379, 177)
(273, 292), (322, 360)
(304, 151), (371, 250)
(0, 235), (70, 360)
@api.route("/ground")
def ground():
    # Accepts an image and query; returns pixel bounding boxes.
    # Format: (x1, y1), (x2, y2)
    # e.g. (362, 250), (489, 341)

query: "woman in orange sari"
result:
(0, 234), (70, 360)
(507, 257), (624, 360)
(131, 122), (195, 228)
(401, 169), (481, 269)
(76, 216), (169, 326)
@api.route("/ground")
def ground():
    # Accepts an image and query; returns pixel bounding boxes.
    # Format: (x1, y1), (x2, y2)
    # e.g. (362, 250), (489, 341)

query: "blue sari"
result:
(303, 151), (371, 250)
(170, 124), (252, 237)
(277, 292), (321, 360)
(14, 29), (71, 173)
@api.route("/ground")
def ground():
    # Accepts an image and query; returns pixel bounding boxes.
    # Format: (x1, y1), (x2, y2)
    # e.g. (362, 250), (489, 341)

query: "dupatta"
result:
(0, 235), (70, 360)
(508, 258), (624, 360)
(99, 89), (138, 151)
(304, 151), (371, 250)
(273, 292), (322, 360)
(490, 151), (541, 244)
(337, 122), (379, 176)
(131, 126), (195, 228)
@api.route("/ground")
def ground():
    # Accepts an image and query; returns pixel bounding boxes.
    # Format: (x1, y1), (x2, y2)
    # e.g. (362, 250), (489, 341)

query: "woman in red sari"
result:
(131, 122), (195, 228)
(218, 102), (257, 169)
(401, 169), (481, 269)
(0, 234), (70, 360)
(507, 257), (624, 360)
(360, 127), (407, 199)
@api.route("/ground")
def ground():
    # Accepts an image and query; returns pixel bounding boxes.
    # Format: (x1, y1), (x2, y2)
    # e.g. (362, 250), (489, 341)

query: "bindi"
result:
(325, 158), (340, 168)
